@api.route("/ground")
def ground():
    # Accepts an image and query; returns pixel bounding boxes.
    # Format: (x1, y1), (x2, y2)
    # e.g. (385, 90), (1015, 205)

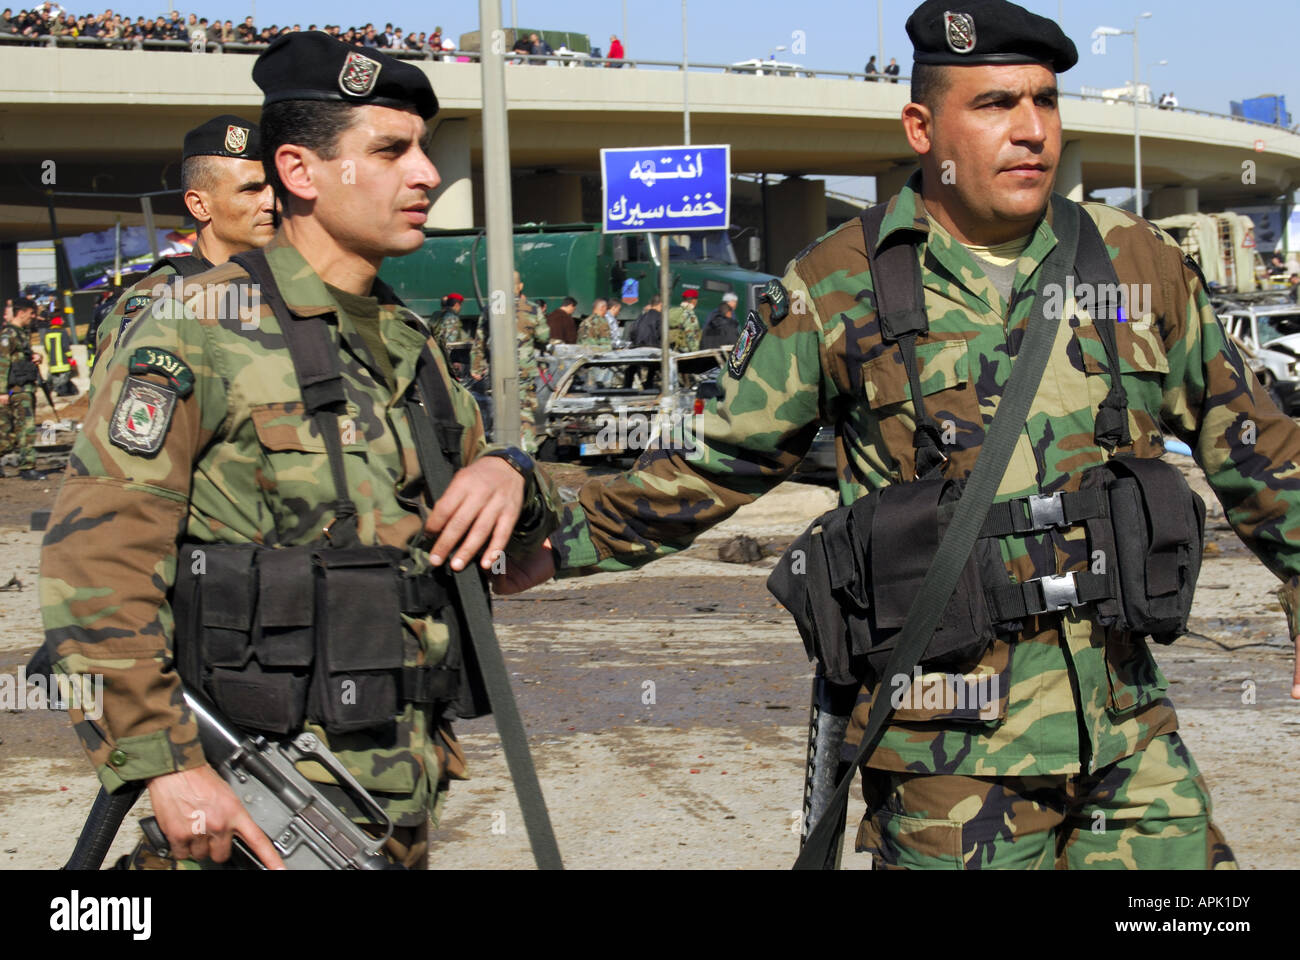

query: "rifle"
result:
(35, 373), (56, 415)
(799, 673), (857, 869)
(28, 645), (402, 870)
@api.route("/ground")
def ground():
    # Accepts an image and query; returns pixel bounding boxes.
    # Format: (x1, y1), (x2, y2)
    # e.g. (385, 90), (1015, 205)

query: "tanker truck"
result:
(377, 222), (777, 328)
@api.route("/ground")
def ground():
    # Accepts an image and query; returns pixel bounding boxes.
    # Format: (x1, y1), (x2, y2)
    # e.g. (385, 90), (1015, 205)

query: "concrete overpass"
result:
(2, 45), (1297, 276)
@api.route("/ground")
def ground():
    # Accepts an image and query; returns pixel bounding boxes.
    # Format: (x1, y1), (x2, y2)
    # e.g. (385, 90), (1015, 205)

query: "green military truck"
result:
(378, 222), (776, 328)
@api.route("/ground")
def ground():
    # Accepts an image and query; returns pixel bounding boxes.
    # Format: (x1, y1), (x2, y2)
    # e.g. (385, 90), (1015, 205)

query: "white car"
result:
(1216, 297), (1300, 413)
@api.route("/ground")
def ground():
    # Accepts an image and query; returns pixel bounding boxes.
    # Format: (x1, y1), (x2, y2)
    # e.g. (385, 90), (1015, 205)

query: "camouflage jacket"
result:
(468, 296), (550, 383)
(0, 320), (32, 390)
(39, 235), (559, 824)
(577, 313), (613, 348)
(667, 304), (701, 352)
(434, 308), (467, 355)
(550, 175), (1300, 779)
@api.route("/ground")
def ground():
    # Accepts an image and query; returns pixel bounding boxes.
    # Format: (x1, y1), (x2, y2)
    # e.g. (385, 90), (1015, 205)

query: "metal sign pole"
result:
(480, 0), (520, 445)
(659, 234), (671, 407)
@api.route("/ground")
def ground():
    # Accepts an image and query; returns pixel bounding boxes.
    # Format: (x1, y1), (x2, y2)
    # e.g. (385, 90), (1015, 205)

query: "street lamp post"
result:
(1093, 13), (1153, 217)
(681, 0), (689, 146)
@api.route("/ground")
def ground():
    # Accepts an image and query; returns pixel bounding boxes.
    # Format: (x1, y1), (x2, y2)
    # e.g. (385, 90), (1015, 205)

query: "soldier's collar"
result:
(263, 236), (403, 318)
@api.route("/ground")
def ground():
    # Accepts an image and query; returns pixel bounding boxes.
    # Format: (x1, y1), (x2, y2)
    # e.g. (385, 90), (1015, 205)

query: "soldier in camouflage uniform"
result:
(576, 297), (614, 349)
(38, 31), (558, 870)
(433, 292), (470, 379)
(0, 297), (42, 479)
(90, 114), (274, 391)
(468, 272), (549, 454)
(501, 0), (1300, 869)
(667, 288), (701, 352)
(433, 292), (467, 351)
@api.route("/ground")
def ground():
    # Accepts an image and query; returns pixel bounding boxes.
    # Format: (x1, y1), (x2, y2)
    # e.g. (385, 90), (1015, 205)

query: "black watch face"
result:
(509, 447), (534, 472)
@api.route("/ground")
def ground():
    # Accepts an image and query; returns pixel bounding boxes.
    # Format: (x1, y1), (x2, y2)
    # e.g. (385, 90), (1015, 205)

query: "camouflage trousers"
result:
(519, 386), (538, 456)
(120, 821), (432, 870)
(0, 386), (36, 469)
(857, 732), (1236, 869)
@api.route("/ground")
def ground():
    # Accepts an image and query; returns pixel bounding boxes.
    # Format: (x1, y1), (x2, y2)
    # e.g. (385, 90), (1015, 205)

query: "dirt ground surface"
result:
(0, 455), (1297, 870)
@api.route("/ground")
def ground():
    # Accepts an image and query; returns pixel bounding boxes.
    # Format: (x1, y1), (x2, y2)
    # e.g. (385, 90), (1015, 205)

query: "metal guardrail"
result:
(1, 32), (1293, 134)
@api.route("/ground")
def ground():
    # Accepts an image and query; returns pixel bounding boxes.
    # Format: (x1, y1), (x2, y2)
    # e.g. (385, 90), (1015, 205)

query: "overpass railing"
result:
(2, 32), (1293, 135)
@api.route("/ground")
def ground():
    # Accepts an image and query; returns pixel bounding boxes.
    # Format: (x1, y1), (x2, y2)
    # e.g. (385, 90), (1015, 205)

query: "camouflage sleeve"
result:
(469, 323), (488, 380)
(0, 329), (11, 387)
(550, 267), (828, 574)
(433, 338), (558, 559)
(38, 295), (227, 792)
(1152, 227), (1300, 637)
(532, 305), (549, 345)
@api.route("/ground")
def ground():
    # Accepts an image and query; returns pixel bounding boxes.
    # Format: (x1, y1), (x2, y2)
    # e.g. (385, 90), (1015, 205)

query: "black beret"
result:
(182, 114), (261, 162)
(253, 30), (438, 120)
(906, 0), (1078, 73)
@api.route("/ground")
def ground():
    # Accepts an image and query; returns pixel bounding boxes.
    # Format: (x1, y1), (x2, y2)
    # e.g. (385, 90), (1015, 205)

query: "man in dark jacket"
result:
(632, 295), (663, 347)
(701, 292), (739, 348)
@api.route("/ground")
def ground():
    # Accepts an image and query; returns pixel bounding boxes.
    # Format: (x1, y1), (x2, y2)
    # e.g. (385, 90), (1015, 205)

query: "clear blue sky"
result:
(187, 0), (1294, 117)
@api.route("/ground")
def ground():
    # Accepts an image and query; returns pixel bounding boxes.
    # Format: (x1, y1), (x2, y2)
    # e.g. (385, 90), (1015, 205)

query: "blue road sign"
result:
(600, 144), (730, 234)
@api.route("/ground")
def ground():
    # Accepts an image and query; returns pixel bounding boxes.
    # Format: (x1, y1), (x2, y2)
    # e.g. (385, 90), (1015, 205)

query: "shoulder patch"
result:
(727, 311), (766, 379)
(129, 347), (194, 397)
(109, 377), (178, 456)
(760, 279), (791, 324)
(123, 294), (153, 316)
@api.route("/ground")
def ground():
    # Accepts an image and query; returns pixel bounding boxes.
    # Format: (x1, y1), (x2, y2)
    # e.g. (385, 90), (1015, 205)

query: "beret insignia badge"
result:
(224, 124), (249, 154)
(339, 51), (382, 97)
(944, 11), (976, 54)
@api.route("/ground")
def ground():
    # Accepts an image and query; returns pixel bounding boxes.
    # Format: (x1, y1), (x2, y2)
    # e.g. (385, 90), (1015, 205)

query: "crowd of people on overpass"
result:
(0, 6), (461, 52)
(0, 5), (629, 62)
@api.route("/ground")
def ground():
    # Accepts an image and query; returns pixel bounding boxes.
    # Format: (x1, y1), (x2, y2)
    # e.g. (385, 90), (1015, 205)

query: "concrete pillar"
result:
(0, 242), (17, 300)
(427, 119), (473, 230)
(1055, 140), (1084, 201)
(874, 165), (916, 204)
(766, 177), (827, 273)
(513, 172), (583, 224)
(1146, 186), (1200, 219)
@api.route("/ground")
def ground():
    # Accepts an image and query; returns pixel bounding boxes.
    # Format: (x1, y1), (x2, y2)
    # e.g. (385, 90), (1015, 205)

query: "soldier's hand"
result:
(492, 539), (556, 595)
(0, 394), (7, 406)
(146, 766), (286, 869)
(425, 455), (525, 572)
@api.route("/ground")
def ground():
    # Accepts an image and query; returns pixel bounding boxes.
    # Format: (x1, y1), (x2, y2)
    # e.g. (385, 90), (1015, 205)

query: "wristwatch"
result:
(481, 445), (535, 482)
(482, 446), (543, 534)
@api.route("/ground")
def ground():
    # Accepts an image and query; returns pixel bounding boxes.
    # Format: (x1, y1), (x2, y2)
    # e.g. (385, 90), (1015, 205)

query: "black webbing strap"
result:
(976, 487), (1107, 537)
(860, 205), (948, 478)
(408, 344), (564, 870)
(986, 571), (1113, 621)
(794, 194), (1082, 870)
(1073, 215), (1132, 450)
(149, 253), (211, 279)
(230, 250), (359, 547)
(401, 664), (458, 703)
